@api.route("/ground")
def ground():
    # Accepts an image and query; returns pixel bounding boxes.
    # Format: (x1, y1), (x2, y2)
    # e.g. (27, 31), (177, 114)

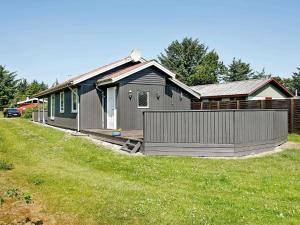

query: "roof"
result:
(17, 98), (47, 105)
(34, 50), (200, 99)
(191, 78), (294, 98)
(34, 54), (146, 97)
(96, 60), (176, 84)
(96, 60), (200, 98)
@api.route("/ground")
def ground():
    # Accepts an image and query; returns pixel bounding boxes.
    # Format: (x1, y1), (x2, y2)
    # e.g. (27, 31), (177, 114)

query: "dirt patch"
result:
(0, 197), (56, 225)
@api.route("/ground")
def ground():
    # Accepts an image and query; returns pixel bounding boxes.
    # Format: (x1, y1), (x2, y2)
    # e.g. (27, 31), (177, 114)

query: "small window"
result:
(71, 88), (78, 113)
(60, 91), (64, 113)
(137, 91), (149, 108)
(50, 94), (55, 120)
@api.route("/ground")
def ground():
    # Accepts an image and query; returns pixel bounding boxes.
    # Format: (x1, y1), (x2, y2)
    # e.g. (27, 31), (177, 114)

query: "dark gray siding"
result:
(143, 110), (288, 157)
(117, 84), (165, 130)
(120, 66), (166, 85)
(45, 88), (77, 130)
(48, 117), (77, 130)
(80, 84), (104, 129)
(164, 80), (191, 110)
(117, 67), (192, 130)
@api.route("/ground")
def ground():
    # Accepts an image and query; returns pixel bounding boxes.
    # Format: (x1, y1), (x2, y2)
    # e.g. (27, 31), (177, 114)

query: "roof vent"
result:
(130, 49), (141, 62)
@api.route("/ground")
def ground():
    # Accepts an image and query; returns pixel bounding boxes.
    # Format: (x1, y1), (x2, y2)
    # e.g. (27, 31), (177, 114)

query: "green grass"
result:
(0, 119), (300, 224)
(0, 160), (14, 170)
(288, 133), (300, 142)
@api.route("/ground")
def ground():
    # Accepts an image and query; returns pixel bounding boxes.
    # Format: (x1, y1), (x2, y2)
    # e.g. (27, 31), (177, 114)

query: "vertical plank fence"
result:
(192, 99), (300, 134)
(143, 110), (288, 157)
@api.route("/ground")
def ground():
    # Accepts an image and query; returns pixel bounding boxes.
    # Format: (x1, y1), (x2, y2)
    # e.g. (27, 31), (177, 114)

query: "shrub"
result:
(22, 108), (38, 119)
(0, 160), (14, 170)
(23, 193), (33, 204)
(7, 188), (21, 199)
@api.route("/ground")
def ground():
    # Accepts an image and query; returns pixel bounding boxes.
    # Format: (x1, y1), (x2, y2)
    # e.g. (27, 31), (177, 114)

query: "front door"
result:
(106, 87), (117, 129)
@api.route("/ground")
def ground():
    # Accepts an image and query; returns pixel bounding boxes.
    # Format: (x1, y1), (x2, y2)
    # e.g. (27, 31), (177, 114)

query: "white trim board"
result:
(73, 57), (146, 85)
(111, 61), (176, 83)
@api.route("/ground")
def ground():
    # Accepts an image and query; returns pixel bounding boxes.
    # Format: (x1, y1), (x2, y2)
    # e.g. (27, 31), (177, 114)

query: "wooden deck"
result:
(82, 129), (143, 146)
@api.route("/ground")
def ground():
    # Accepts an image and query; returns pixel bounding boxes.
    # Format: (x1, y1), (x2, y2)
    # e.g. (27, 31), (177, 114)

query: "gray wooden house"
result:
(34, 50), (200, 132)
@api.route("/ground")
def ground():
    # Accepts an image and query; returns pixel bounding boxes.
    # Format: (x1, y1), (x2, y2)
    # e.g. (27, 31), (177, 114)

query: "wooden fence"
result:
(143, 110), (288, 157)
(191, 99), (300, 134)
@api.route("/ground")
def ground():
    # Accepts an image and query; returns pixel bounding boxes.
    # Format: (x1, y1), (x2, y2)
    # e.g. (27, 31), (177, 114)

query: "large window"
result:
(50, 94), (55, 120)
(60, 91), (64, 113)
(71, 88), (78, 113)
(137, 91), (149, 108)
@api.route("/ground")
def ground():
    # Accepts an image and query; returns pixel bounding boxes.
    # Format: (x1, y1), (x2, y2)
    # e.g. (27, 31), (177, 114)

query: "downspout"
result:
(67, 84), (80, 132)
(95, 84), (105, 128)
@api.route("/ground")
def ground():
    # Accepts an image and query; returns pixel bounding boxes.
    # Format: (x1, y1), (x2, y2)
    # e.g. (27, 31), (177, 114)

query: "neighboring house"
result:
(17, 97), (47, 114)
(191, 78), (294, 102)
(34, 50), (200, 131)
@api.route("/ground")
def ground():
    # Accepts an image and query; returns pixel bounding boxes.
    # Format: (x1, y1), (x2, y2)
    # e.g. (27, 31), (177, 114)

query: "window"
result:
(50, 94), (55, 120)
(60, 91), (64, 113)
(71, 88), (78, 113)
(137, 91), (149, 108)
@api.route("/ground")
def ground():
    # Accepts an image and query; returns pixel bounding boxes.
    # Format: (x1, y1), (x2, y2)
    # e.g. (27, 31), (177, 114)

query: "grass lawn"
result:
(0, 119), (300, 224)
(288, 133), (300, 143)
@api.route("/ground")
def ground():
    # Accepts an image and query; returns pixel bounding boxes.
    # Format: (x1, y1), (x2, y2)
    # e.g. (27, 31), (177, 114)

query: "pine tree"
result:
(223, 58), (254, 82)
(0, 66), (19, 108)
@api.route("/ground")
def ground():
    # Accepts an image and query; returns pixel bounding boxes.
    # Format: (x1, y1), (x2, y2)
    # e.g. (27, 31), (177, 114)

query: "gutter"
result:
(34, 82), (72, 98)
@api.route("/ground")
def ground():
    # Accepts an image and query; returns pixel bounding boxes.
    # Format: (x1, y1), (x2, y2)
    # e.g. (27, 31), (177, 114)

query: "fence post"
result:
(200, 102), (203, 110)
(260, 100), (264, 109)
(290, 98), (295, 133)
(236, 100), (240, 109)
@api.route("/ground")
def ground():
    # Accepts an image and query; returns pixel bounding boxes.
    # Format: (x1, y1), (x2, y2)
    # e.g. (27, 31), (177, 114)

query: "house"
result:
(17, 97), (47, 114)
(191, 78), (294, 102)
(34, 49), (200, 132)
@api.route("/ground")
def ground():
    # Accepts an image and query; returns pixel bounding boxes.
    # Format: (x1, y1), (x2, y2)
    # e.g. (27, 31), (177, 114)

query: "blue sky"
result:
(1, 0), (299, 85)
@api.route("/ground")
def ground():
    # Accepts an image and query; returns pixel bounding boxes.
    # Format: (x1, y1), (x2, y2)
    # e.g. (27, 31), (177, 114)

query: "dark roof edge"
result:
(249, 78), (294, 97)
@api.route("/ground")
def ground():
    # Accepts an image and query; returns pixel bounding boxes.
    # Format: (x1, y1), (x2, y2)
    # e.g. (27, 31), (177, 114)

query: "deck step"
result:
(121, 140), (141, 154)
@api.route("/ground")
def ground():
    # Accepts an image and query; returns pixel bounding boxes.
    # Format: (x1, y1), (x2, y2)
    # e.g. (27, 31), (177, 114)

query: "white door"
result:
(107, 87), (117, 129)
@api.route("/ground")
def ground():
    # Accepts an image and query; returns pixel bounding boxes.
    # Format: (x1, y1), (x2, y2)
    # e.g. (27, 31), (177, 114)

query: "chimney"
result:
(26, 96), (30, 101)
(295, 90), (298, 97)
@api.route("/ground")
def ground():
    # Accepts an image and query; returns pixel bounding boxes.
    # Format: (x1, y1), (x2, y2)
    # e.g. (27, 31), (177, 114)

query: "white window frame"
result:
(50, 94), (55, 120)
(137, 91), (150, 109)
(60, 91), (64, 113)
(71, 88), (78, 113)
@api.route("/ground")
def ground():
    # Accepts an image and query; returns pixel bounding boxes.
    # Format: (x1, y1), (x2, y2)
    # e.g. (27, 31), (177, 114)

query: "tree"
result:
(52, 79), (59, 87)
(252, 68), (272, 79)
(187, 51), (225, 85)
(12, 78), (29, 104)
(274, 68), (300, 94)
(0, 66), (19, 108)
(223, 58), (254, 82)
(25, 80), (48, 97)
(158, 37), (209, 84)
(291, 67), (300, 94)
